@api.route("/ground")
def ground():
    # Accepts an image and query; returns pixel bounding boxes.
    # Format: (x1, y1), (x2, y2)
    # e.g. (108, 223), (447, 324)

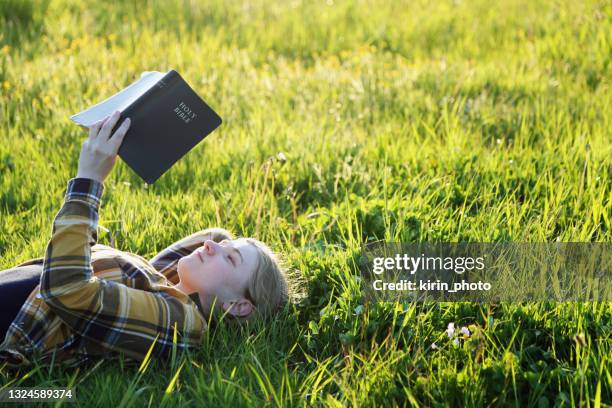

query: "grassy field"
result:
(1, 0), (610, 406)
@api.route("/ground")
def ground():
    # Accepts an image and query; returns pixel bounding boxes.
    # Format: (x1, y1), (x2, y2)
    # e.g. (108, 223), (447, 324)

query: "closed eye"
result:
(220, 240), (240, 266)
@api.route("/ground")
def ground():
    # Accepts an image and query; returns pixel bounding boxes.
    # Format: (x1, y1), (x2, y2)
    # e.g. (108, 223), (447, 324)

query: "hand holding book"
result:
(76, 110), (131, 183)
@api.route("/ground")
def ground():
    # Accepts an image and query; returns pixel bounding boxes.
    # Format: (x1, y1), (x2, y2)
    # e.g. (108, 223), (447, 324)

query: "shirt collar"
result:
(188, 292), (207, 318)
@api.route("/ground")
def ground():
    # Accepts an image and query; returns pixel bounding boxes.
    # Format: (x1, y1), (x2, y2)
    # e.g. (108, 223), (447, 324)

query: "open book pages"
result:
(70, 71), (166, 128)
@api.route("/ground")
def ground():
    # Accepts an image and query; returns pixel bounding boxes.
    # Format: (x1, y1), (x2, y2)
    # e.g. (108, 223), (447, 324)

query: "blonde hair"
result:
(242, 238), (289, 320)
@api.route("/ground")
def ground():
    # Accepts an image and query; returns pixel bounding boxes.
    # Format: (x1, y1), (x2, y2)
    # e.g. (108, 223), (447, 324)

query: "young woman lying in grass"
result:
(0, 110), (290, 367)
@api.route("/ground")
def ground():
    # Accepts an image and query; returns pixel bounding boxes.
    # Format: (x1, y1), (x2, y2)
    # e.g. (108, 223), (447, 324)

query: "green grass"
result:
(0, 0), (610, 406)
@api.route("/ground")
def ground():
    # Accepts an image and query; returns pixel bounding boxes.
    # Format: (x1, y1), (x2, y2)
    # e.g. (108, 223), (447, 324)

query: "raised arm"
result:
(39, 112), (206, 361)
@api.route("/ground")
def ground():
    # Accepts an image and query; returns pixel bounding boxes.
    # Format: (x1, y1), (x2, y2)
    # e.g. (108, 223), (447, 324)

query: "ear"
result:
(222, 299), (253, 318)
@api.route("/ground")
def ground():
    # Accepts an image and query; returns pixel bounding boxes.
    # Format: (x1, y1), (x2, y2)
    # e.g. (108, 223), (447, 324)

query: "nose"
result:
(203, 240), (218, 255)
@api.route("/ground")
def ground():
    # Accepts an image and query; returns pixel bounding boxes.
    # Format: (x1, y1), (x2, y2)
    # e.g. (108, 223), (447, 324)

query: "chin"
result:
(178, 255), (201, 277)
(177, 257), (190, 277)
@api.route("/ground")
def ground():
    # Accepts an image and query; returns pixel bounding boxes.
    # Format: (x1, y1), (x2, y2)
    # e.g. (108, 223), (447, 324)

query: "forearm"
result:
(168, 228), (233, 251)
(39, 178), (104, 304)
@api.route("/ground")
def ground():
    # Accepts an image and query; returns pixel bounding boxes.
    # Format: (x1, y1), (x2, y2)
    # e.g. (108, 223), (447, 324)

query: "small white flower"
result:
(446, 323), (455, 338)
(460, 326), (470, 337)
(431, 342), (438, 350)
(453, 338), (460, 346)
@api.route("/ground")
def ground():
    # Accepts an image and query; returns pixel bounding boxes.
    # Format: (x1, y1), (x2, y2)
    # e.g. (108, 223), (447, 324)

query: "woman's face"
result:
(177, 238), (258, 308)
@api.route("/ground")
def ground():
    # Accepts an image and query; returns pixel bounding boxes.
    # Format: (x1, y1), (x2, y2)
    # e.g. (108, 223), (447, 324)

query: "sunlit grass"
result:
(1, 0), (610, 406)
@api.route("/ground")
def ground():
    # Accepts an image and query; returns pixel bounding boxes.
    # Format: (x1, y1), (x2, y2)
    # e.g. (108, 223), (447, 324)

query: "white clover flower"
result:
(431, 342), (438, 350)
(446, 323), (455, 338)
(460, 326), (470, 337)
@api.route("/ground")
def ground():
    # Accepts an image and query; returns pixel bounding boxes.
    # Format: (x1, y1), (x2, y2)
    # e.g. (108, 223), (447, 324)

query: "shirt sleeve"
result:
(149, 227), (233, 284)
(39, 178), (207, 361)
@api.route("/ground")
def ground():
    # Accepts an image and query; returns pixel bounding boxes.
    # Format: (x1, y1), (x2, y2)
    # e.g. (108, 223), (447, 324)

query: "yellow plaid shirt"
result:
(0, 178), (230, 367)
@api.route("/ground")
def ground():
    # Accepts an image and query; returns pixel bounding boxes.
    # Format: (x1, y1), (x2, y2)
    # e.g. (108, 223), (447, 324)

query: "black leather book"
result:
(70, 70), (222, 184)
